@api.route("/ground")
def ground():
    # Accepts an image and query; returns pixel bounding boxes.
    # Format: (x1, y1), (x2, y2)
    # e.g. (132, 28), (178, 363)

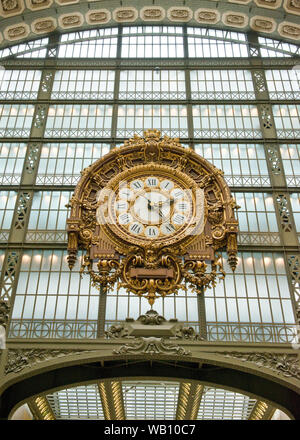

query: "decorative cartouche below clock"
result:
(67, 129), (239, 305)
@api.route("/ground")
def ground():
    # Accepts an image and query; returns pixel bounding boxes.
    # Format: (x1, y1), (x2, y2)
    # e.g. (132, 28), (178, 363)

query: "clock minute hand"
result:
(138, 193), (153, 210)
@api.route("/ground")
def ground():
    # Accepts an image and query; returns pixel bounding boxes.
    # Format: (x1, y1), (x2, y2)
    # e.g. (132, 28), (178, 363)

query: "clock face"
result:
(96, 172), (197, 244)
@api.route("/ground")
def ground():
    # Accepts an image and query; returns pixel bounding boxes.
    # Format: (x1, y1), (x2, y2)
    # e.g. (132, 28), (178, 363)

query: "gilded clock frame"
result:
(67, 129), (239, 304)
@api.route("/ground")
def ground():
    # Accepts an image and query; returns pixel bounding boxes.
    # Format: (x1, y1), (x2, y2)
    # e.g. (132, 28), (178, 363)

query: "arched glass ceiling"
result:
(27, 381), (260, 420)
(0, 26), (299, 60)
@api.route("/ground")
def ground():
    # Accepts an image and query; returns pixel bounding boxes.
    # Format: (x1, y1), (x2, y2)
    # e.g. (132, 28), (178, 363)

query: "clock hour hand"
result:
(158, 208), (165, 219)
(151, 205), (168, 222)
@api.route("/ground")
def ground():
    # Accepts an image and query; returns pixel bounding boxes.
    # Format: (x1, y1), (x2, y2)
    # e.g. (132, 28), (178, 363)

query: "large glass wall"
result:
(0, 26), (299, 346)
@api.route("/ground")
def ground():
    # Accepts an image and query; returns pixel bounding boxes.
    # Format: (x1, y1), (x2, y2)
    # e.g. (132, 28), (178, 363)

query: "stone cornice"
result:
(2, 338), (299, 385)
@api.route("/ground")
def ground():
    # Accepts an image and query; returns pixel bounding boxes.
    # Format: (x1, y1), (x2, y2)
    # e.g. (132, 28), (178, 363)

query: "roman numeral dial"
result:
(111, 174), (194, 241)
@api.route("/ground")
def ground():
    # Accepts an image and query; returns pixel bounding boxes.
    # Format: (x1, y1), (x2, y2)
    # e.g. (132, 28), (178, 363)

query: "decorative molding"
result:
(136, 309), (166, 326)
(86, 9), (111, 26)
(259, 104), (274, 130)
(194, 8), (220, 25)
(278, 21), (300, 40)
(25, 143), (40, 174)
(25, 0), (52, 11)
(140, 6), (165, 21)
(5, 349), (85, 374)
(33, 104), (47, 129)
(174, 326), (204, 341)
(254, 0), (282, 9)
(113, 337), (191, 357)
(229, 0), (252, 3)
(55, 0), (78, 4)
(0, 0), (24, 17)
(58, 12), (83, 29)
(105, 310), (177, 339)
(105, 311), (205, 341)
(167, 7), (193, 22)
(222, 352), (300, 380)
(0, 2), (297, 47)
(250, 16), (277, 33)
(4, 22), (30, 41)
(283, 0), (300, 15)
(266, 144), (282, 174)
(113, 7), (138, 23)
(276, 194), (293, 232)
(0, 298), (10, 328)
(40, 71), (54, 93)
(105, 324), (130, 339)
(31, 17), (57, 34)
(222, 11), (249, 28)
(252, 70), (268, 94)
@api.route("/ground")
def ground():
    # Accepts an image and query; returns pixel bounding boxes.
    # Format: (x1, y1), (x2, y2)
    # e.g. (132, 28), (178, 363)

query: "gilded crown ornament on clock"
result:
(67, 129), (239, 305)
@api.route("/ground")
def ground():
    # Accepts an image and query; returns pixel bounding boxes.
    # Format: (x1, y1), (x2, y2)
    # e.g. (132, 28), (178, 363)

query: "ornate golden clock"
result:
(96, 164), (205, 249)
(67, 130), (239, 305)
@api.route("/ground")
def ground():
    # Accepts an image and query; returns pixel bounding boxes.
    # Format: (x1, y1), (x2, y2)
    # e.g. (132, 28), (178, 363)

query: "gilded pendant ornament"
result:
(67, 130), (238, 305)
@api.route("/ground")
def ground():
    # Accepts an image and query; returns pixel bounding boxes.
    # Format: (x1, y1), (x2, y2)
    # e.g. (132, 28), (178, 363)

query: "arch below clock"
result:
(1, 352), (300, 420)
